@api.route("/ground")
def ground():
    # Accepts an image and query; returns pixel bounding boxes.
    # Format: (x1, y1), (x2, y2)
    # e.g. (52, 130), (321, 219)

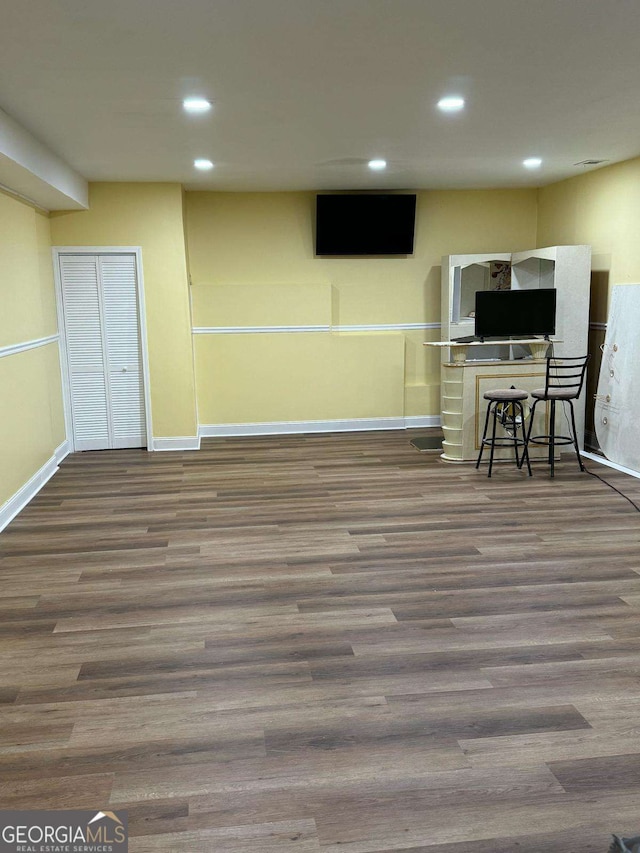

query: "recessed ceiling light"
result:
(437, 96), (465, 112)
(368, 159), (387, 171)
(194, 158), (214, 170)
(183, 97), (211, 114)
(523, 157), (542, 169)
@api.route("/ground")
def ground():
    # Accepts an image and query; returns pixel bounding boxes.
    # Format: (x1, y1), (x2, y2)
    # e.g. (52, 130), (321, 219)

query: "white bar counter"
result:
(424, 339), (560, 463)
(426, 337), (556, 362)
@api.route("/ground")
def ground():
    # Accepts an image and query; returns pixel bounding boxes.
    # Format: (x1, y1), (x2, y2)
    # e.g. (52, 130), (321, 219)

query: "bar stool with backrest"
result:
(524, 354), (590, 478)
(476, 387), (532, 478)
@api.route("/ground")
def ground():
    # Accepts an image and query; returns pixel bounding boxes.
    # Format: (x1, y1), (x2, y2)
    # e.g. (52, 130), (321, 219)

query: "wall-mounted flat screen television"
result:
(315, 193), (417, 256)
(475, 288), (557, 339)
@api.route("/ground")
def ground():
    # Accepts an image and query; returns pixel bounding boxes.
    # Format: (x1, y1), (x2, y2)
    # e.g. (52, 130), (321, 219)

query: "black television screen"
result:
(475, 288), (557, 338)
(315, 194), (416, 256)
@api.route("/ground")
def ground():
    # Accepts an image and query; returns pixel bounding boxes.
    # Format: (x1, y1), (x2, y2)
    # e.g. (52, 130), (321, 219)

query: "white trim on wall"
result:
(404, 416), (442, 429)
(150, 436), (201, 451)
(193, 322), (441, 335)
(0, 440), (70, 533)
(0, 181), (50, 214)
(0, 107), (88, 210)
(194, 325), (331, 335)
(0, 334), (58, 359)
(334, 323), (441, 333)
(54, 440), (70, 464)
(199, 415), (441, 438)
(52, 247), (154, 453)
(581, 450), (640, 481)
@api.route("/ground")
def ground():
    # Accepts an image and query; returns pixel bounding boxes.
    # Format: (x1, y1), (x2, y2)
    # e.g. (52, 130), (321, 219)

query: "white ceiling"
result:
(2, 0), (640, 192)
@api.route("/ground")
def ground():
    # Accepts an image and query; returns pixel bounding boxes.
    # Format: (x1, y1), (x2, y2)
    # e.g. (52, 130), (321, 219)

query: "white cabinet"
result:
(442, 253), (512, 359)
(510, 245), (591, 364)
(440, 245), (591, 450)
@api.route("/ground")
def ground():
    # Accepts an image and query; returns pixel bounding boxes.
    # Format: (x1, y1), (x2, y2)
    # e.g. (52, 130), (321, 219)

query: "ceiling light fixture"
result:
(194, 159), (214, 170)
(368, 159), (387, 170)
(183, 97), (212, 114)
(523, 157), (542, 169)
(437, 96), (465, 112)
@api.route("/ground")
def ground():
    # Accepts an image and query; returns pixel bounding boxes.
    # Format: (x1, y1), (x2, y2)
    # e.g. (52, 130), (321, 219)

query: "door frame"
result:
(52, 247), (154, 452)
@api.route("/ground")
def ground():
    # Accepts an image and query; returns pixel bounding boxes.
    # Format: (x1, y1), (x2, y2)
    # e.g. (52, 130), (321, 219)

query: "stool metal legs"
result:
(568, 400), (585, 472)
(525, 398), (584, 478)
(476, 400), (531, 478)
(514, 401), (532, 477)
(549, 400), (556, 477)
(476, 403), (493, 472)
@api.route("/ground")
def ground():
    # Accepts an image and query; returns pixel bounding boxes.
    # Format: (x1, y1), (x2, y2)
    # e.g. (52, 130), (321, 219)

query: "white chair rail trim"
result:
(0, 334), (59, 358)
(193, 322), (441, 335)
(193, 325), (330, 335)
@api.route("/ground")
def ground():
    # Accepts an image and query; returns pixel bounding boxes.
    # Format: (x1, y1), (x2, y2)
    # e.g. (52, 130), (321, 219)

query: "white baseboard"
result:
(0, 440), (70, 533)
(581, 450), (640, 480)
(150, 436), (201, 451)
(404, 416), (441, 429)
(54, 439), (70, 464)
(199, 416), (441, 438)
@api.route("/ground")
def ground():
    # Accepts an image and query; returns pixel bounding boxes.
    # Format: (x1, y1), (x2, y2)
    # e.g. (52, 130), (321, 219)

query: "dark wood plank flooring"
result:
(2, 431), (640, 851)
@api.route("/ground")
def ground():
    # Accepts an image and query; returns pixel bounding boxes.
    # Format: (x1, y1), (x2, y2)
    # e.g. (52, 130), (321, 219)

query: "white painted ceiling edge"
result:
(0, 107), (87, 210)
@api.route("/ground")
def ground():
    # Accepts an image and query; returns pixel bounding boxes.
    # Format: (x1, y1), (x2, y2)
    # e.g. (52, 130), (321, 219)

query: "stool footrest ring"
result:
(481, 437), (527, 448)
(528, 434), (575, 447)
(476, 394), (532, 478)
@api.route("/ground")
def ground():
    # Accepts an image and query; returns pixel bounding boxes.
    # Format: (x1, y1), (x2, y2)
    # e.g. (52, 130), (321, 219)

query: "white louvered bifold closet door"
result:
(59, 253), (146, 451)
(100, 255), (146, 448)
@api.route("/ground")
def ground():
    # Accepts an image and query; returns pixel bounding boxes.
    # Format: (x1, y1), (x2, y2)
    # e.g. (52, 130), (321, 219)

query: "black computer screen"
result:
(475, 288), (556, 338)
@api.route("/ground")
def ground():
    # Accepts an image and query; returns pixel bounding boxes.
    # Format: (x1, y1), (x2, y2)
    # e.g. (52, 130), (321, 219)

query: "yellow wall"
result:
(537, 156), (640, 442)
(50, 183), (197, 438)
(0, 191), (65, 508)
(186, 189), (537, 424)
(195, 332), (406, 425)
(538, 157), (640, 323)
(0, 193), (57, 349)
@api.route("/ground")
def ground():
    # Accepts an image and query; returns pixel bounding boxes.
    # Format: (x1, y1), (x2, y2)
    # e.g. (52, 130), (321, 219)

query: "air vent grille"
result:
(574, 159), (608, 166)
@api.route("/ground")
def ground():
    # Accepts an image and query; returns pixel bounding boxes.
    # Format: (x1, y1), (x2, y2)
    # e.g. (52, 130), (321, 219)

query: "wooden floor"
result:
(2, 431), (640, 852)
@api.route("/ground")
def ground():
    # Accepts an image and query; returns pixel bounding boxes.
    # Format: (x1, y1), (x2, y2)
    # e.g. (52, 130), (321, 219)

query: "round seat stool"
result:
(476, 388), (532, 478)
